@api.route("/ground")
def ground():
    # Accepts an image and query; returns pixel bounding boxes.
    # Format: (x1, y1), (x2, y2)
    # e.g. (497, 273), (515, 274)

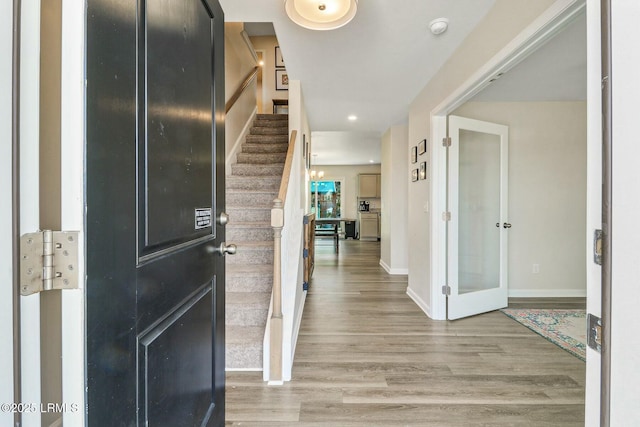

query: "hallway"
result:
(225, 240), (585, 425)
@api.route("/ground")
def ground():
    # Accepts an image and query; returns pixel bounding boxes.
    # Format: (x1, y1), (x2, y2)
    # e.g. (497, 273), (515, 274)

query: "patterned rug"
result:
(500, 308), (586, 361)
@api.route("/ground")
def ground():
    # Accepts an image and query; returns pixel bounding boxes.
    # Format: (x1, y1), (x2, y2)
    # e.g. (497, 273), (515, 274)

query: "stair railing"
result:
(269, 129), (297, 383)
(225, 66), (259, 114)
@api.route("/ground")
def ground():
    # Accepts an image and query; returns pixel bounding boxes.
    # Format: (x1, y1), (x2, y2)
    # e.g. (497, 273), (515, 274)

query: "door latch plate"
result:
(587, 313), (602, 353)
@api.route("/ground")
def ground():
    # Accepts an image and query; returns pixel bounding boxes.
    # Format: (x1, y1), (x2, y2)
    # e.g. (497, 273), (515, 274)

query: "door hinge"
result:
(442, 285), (451, 296)
(587, 313), (602, 353)
(593, 229), (603, 265)
(442, 137), (452, 147)
(20, 230), (80, 296)
(442, 212), (451, 221)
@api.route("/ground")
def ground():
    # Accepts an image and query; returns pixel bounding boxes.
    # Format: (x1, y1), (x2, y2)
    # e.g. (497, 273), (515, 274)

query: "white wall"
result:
(275, 80), (310, 382)
(381, 124), (409, 275)
(453, 101), (587, 297)
(314, 164), (382, 221)
(249, 36), (286, 114)
(407, 0), (556, 319)
(0, 2), (15, 425)
(610, 1), (640, 423)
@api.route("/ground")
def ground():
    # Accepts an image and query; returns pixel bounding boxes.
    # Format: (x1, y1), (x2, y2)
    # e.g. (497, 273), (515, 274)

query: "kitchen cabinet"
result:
(358, 174), (381, 198)
(359, 213), (379, 241)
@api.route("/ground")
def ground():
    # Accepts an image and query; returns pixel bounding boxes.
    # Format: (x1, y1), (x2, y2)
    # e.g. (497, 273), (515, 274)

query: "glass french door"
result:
(447, 115), (509, 320)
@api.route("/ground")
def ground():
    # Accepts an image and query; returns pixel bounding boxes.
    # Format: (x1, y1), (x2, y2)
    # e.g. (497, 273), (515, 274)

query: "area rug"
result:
(500, 308), (586, 361)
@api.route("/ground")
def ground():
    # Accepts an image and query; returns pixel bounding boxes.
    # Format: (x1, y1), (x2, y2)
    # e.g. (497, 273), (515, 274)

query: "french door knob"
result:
(503, 223), (512, 229)
(496, 223), (500, 228)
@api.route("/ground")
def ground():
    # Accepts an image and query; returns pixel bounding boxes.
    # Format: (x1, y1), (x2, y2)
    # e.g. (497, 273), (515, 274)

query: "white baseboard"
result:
(508, 289), (587, 298)
(268, 380), (284, 386)
(379, 259), (409, 275)
(291, 290), (307, 360)
(406, 286), (433, 319)
(225, 106), (257, 174)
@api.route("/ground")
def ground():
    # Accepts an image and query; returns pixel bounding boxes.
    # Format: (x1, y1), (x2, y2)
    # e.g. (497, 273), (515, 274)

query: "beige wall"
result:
(381, 125), (409, 274)
(225, 23), (258, 167)
(250, 36), (287, 114)
(225, 23), (256, 103)
(453, 101), (587, 296)
(406, 0), (555, 317)
(315, 164), (381, 221)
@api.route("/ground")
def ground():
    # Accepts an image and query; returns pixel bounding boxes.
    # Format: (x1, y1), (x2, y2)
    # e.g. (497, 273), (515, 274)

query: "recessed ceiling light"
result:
(429, 18), (449, 35)
(348, 115), (357, 121)
(369, 160), (374, 163)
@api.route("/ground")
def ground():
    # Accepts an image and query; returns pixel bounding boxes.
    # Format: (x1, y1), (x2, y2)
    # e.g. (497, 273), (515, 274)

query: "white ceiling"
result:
(220, 0), (495, 134)
(471, 12), (586, 102)
(220, 1), (587, 165)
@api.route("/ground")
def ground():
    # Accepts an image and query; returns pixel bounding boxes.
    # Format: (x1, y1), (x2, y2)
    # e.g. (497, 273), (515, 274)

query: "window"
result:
(310, 180), (341, 219)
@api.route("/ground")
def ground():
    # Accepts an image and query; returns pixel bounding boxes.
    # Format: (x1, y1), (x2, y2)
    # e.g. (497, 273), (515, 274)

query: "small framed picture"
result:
(276, 69), (289, 90)
(412, 169), (419, 182)
(275, 46), (285, 68)
(418, 139), (427, 155)
(411, 146), (418, 164)
(419, 161), (427, 180)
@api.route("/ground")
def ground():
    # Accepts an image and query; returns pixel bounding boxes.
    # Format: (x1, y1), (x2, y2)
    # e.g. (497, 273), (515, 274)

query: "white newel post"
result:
(269, 198), (284, 384)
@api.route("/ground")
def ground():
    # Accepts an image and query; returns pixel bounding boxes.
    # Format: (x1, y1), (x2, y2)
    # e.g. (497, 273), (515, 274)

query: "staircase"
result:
(225, 113), (288, 370)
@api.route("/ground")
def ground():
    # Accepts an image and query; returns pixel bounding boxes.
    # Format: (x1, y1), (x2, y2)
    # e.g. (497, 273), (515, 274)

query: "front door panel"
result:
(144, 0), (214, 250)
(85, 0), (226, 425)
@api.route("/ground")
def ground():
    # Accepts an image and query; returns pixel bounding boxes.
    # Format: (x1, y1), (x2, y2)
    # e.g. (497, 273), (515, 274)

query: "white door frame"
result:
(1, 2), (17, 427)
(6, 1), (86, 426)
(60, 0), (86, 425)
(428, 0), (586, 321)
(20, 0), (43, 425)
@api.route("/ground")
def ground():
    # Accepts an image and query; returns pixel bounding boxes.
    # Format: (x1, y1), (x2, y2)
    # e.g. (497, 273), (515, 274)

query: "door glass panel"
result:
(310, 181), (341, 218)
(458, 129), (501, 294)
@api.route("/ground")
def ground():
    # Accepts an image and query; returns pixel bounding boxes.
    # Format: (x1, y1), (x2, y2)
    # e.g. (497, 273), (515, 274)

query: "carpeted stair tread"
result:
(226, 264), (273, 293)
(226, 207), (271, 223)
(256, 113), (288, 121)
(227, 221), (271, 228)
(226, 325), (263, 369)
(246, 134), (289, 144)
(226, 292), (270, 327)
(226, 291), (271, 307)
(226, 263), (272, 276)
(227, 190), (278, 207)
(226, 326), (265, 344)
(252, 119), (289, 128)
(231, 163), (285, 176)
(226, 176), (281, 191)
(242, 142), (289, 153)
(250, 127), (288, 136)
(236, 152), (287, 164)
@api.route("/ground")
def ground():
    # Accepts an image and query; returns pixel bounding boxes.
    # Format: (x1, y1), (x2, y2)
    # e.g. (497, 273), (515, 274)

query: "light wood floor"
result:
(226, 240), (586, 426)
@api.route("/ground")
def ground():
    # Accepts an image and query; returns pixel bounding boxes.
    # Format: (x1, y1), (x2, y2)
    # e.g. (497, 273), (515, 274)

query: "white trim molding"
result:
(406, 287), (432, 319)
(379, 259), (408, 275)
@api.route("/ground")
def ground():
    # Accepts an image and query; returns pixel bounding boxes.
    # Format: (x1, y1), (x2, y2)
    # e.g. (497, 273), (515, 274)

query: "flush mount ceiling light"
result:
(284, 0), (358, 31)
(429, 18), (449, 35)
(347, 115), (357, 121)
